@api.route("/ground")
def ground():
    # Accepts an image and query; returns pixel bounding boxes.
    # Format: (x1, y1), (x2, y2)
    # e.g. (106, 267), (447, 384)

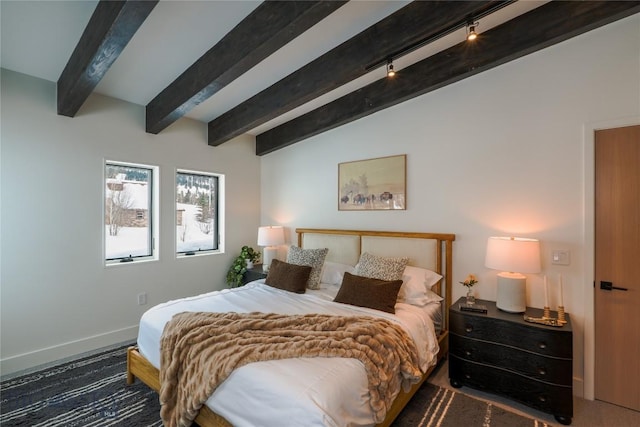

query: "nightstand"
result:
(449, 298), (573, 425)
(242, 265), (267, 285)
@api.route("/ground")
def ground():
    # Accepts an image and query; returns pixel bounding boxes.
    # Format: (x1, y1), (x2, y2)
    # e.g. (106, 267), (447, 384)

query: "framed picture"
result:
(338, 154), (406, 211)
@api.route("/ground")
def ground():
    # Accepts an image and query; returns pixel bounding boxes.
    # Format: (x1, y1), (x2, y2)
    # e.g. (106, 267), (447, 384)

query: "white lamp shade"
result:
(485, 236), (541, 273)
(486, 236), (541, 313)
(257, 226), (285, 247)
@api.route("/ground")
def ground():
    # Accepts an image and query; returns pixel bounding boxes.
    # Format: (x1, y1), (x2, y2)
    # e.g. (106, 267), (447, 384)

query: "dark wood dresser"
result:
(449, 298), (573, 425)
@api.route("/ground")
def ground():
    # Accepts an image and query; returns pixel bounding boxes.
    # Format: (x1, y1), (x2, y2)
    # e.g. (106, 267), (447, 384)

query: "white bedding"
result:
(137, 280), (440, 427)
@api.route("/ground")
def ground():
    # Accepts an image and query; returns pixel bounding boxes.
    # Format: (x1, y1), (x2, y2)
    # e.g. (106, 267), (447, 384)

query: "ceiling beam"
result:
(146, 1), (346, 135)
(256, 0), (640, 155)
(208, 1), (510, 146)
(57, 0), (158, 117)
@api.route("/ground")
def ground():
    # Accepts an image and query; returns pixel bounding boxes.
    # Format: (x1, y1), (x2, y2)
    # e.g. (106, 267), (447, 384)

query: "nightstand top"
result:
(242, 265), (267, 286)
(451, 298), (572, 331)
(246, 264), (267, 274)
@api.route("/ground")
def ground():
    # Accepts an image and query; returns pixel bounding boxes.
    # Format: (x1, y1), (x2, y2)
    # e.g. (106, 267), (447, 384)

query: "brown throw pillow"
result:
(265, 259), (312, 294)
(334, 272), (403, 314)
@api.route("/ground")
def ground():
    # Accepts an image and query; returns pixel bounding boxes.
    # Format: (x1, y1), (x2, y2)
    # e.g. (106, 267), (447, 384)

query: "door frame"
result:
(583, 116), (640, 400)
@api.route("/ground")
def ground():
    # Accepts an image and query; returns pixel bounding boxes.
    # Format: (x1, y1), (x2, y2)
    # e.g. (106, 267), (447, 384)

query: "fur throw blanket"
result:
(159, 311), (423, 427)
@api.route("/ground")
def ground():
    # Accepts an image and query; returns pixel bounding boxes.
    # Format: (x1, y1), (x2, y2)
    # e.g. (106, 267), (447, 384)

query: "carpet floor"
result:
(1, 345), (547, 426)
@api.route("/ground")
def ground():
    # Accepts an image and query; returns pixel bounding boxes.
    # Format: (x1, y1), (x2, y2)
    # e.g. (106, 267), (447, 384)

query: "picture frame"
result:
(338, 154), (406, 211)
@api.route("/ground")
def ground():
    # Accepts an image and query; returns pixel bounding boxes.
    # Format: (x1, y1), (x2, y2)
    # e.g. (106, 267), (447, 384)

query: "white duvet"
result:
(137, 280), (440, 427)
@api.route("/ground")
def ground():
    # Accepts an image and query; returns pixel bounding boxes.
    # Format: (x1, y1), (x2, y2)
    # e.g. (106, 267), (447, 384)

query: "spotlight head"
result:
(387, 64), (395, 77)
(466, 22), (478, 41)
(386, 60), (396, 77)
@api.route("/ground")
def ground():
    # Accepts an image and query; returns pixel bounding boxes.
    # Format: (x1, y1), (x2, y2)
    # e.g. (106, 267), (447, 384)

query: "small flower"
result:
(460, 274), (478, 288)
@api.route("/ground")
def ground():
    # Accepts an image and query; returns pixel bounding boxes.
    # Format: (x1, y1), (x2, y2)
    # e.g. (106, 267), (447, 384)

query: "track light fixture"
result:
(386, 59), (396, 77)
(466, 21), (479, 41)
(365, 2), (511, 74)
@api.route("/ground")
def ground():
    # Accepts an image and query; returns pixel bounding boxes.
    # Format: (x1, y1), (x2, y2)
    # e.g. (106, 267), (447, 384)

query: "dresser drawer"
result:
(449, 355), (573, 418)
(450, 311), (572, 358)
(449, 334), (572, 386)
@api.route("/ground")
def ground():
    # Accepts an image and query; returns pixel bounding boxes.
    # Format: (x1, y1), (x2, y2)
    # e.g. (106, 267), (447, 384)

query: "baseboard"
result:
(0, 325), (138, 378)
(573, 376), (584, 399)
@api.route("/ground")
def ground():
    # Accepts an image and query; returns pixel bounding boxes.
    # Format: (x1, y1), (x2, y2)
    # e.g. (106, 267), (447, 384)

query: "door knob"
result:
(600, 281), (628, 291)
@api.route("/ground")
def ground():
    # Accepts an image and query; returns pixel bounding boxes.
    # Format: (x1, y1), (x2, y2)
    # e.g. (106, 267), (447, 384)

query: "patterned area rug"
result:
(1, 344), (548, 427)
(0, 344), (162, 427)
(392, 381), (550, 427)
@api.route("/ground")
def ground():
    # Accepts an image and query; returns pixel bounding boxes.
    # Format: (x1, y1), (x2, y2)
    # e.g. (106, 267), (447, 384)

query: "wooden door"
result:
(594, 125), (640, 410)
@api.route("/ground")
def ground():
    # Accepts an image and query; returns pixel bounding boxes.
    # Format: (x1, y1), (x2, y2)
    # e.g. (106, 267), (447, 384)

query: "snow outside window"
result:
(105, 161), (156, 263)
(176, 170), (220, 255)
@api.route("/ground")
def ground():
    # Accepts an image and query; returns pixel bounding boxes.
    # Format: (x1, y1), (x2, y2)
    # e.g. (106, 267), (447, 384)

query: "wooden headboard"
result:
(296, 228), (455, 329)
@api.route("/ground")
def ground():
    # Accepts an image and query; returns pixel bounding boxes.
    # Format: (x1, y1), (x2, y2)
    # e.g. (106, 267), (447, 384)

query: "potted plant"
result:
(226, 246), (261, 288)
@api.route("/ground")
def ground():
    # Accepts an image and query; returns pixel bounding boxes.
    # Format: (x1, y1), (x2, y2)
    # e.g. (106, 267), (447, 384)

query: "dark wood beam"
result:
(256, 1), (640, 155)
(208, 1), (510, 146)
(57, 0), (158, 117)
(146, 1), (346, 134)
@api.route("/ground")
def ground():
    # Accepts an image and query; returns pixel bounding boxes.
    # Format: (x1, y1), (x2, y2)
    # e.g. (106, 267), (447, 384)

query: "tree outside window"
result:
(176, 170), (219, 254)
(105, 162), (154, 261)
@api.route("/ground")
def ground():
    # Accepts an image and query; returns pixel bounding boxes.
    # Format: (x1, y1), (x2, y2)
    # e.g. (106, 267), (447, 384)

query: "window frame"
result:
(175, 168), (224, 258)
(104, 160), (159, 266)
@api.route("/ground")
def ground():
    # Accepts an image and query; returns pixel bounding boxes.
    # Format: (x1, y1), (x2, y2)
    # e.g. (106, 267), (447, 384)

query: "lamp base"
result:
(496, 272), (526, 313)
(262, 247), (277, 272)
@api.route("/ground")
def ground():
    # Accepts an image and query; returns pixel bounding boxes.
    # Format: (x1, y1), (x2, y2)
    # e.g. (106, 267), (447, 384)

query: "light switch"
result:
(552, 250), (570, 265)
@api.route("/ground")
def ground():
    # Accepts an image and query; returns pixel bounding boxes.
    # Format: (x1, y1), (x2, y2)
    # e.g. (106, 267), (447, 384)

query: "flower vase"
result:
(466, 288), (475, 305)
(245, 260), (254, 269)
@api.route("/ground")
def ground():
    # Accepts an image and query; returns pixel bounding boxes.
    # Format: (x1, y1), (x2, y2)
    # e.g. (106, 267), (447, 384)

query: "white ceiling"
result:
(1, 1), (546, 136)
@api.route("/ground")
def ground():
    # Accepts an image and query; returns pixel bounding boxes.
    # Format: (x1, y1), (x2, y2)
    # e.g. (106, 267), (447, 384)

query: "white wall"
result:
(261, 15), (640, 398)
(0, 70), (261, 374)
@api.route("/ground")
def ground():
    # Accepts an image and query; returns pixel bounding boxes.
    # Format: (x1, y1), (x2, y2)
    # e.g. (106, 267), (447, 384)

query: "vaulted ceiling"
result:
(2, 1), (638, 155)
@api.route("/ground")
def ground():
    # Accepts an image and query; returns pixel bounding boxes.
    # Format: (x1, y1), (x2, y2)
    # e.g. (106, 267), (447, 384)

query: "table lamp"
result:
(485, 236), (541, 313)
(257, 226), (284, 272)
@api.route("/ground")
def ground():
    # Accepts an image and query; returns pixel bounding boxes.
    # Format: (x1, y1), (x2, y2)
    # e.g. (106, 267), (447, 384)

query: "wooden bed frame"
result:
(126, 228), (455, 427)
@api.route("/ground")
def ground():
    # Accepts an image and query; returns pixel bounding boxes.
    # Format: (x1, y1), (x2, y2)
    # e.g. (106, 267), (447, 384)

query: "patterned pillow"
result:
(286, 246), (329, 289)
(355, 252), (409, 281)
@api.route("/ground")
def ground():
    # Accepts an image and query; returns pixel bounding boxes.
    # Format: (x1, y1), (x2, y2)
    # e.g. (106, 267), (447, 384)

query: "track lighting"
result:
(386, 59), (396, 77)
(365, 2), (511, 74)
(466, 21), (479, 41)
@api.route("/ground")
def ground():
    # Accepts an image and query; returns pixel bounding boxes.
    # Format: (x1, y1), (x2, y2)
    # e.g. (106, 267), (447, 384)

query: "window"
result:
(176, 169), (221, 255)
(105, 161), (157, 264)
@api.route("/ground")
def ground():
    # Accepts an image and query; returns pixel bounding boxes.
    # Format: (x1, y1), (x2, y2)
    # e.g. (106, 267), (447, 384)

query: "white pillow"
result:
(321, 261), (355, 286)
(398, 265), (443, 306)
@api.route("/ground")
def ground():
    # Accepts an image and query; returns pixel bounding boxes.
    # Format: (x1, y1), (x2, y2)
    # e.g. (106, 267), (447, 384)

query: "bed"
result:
(126, 228), (455, 426)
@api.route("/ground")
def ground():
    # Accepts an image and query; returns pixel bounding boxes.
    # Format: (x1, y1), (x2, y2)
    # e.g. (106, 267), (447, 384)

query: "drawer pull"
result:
(538, 342), (547, 349)
(538, 395), (547, 403)
(465, 325), (473, 333)
(538, 368), (547, 376)
(464, 374), (471, 379)
(465, 350), (472, 357)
